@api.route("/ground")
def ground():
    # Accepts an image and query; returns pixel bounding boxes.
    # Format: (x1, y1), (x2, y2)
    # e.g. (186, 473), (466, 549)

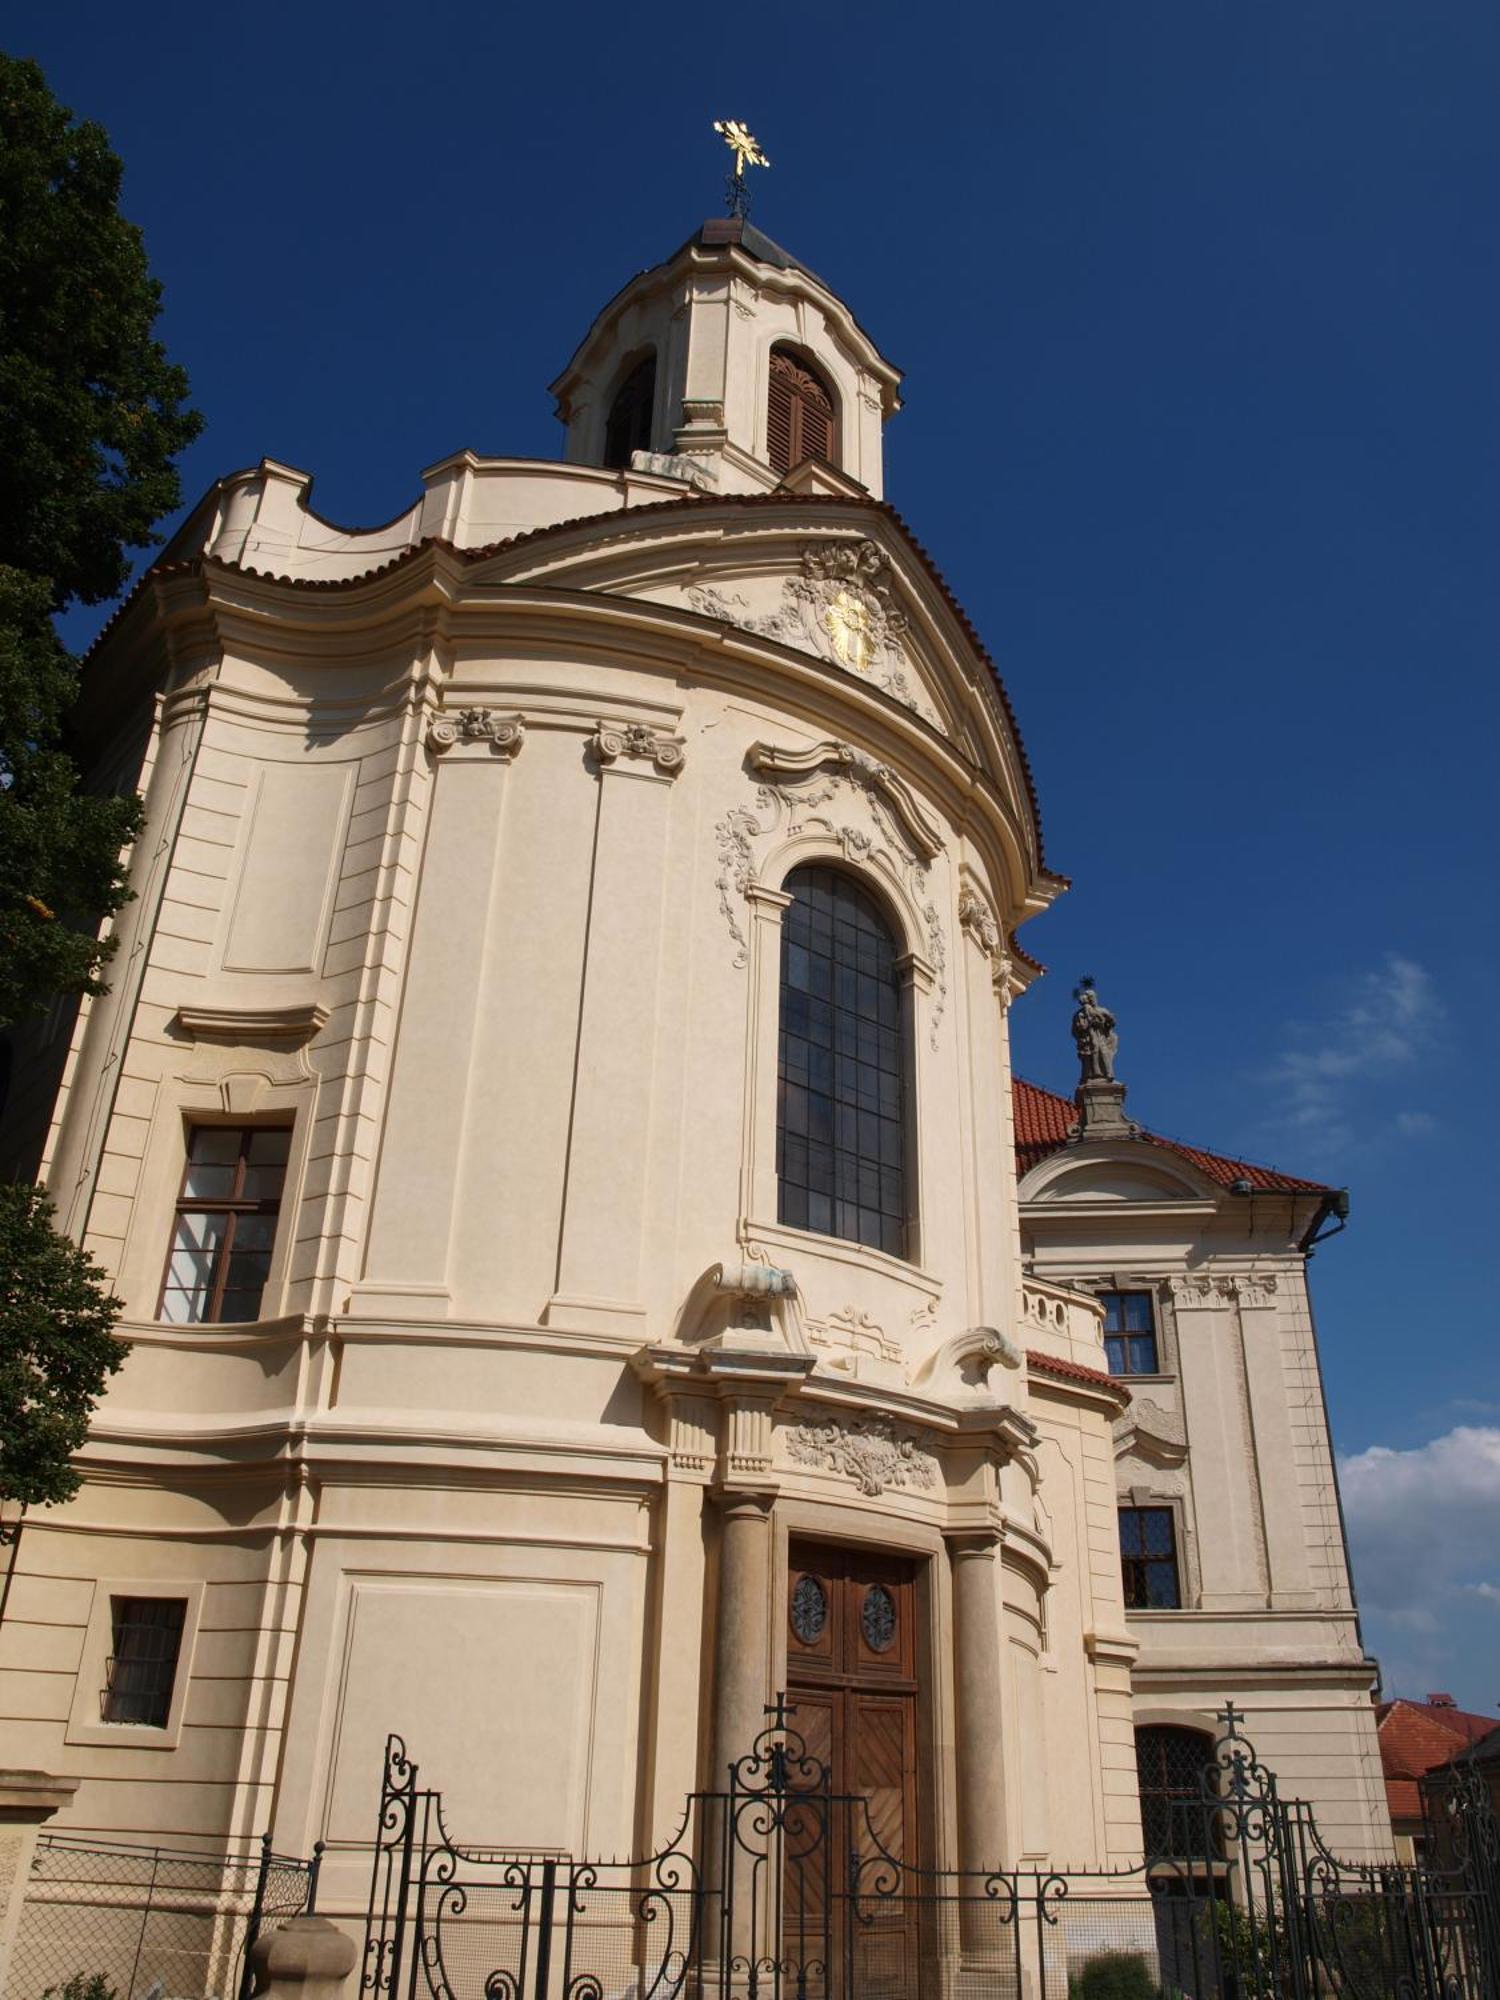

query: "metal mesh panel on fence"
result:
(9, 1833), (318, 2000)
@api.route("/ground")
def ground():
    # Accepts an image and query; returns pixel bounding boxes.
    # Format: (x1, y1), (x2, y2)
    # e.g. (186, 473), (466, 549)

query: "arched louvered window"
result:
(1136, 1726), (1215, 1858)
(767, 346), (837, 476)
(777, 866), (909, 1257)
(603, 353), (657, 470)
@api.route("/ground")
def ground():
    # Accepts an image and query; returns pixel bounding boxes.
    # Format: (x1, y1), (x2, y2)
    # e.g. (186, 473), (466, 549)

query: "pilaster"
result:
(355, 715), (524, 1314)
(546, 726), (685, 1331)
(1170, 1276), (1266, 1607)
(1233, 1274), (1316, 1609)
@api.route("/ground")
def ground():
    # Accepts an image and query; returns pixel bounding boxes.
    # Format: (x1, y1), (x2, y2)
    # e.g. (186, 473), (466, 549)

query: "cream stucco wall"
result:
(0, 221), (1391, 1903)
(1020, 1147), (1390, 1860)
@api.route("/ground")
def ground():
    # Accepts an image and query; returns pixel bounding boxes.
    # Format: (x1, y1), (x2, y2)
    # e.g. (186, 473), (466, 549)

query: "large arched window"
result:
(1136, 1725), (1215, 1858)
(777, 866), (908, 1257)
(767, 346), (837, 475)
(603, 353), (656, 469)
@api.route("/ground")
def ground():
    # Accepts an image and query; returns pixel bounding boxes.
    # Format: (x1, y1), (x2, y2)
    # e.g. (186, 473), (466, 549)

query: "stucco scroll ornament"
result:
(958, 889), (1001, 958)
(784, 1413), (939, 1498)
(959, 892), (1023, 1009)
(712, 741), (950, 1044)
(591, 721), (686, 777)
(686, 540), (943, 731)
(426, 707), (526, 756)
(806, 1304), (903, 1371)
(1112, 1398), (1189, 1470)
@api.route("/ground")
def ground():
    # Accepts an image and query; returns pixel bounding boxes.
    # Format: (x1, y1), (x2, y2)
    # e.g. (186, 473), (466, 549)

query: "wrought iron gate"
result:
(362, 1702), (1500, 2000)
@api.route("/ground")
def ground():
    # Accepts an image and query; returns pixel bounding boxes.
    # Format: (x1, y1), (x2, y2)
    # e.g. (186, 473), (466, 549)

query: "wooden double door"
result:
(785, 1543), (923, 1997)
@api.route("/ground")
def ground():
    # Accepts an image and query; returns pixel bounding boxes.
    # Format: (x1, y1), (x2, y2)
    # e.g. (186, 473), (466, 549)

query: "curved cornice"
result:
(85, 491), (1063, 892)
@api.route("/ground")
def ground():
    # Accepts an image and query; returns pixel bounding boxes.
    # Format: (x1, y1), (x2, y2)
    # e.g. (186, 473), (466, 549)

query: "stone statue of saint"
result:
(1071, 981), (1118, 1084)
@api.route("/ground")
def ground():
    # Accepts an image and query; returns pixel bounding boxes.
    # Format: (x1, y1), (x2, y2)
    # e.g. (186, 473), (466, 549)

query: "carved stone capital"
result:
(1169, 1275), (1234, 1311)
(591, 720), (686, 777)
(427, 708), (525, 757)
(1231, 1275), (1279, 1309)
(945, 1527), (1004, 1562)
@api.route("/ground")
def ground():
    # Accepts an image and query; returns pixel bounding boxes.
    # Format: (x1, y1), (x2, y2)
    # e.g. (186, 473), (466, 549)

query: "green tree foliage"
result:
(0, 1183), (125, 1507)
(0, 53), (202, 1026)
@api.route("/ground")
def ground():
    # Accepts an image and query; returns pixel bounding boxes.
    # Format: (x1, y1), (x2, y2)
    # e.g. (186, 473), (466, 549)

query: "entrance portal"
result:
(786, 1542), (923, 1996)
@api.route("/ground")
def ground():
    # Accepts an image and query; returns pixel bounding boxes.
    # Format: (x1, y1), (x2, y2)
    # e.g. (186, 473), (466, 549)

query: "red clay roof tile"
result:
(1013, 1077), (1334, 1196)
(1376, 1698), (1498, 1782)
(1026, 1347), (1131, 1404)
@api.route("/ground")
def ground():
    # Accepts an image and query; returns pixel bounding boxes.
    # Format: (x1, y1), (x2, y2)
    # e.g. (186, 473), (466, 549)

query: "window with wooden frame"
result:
(158, 1124), (291, 1324)
(1119, 1505), (1182, 1609)
(1102, 1289), (1160, 1375)
(100, 1596), (187, 1727)
(767, 346), (837, 475)
(777, 866), (909, 1258)
(603, 353), (657, 469)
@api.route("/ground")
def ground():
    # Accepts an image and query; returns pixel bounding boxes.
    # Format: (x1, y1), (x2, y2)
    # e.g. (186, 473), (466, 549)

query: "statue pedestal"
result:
(1070, 1078), (1138, 1140)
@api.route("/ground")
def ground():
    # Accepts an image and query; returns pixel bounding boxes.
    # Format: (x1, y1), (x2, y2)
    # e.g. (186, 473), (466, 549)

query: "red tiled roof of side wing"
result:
(1026, 1348), (1131, 1405)
(1012, 1078), (1335, 1196)
(1376, 1699), (1500, 1822)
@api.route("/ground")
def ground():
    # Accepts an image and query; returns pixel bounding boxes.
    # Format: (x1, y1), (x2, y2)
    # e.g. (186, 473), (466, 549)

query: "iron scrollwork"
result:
(362, 1701), (1500, 2000)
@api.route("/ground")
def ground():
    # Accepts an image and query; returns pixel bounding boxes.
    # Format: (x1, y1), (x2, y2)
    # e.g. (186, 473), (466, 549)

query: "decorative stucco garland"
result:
(784, 1412), (939, 1498)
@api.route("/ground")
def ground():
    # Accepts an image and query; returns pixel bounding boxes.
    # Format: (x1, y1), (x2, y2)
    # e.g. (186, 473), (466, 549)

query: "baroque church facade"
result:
(0, 211), (1391, 1906)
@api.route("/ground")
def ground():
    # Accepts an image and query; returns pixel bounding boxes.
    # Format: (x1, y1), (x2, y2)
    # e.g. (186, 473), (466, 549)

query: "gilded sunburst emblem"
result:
(820, 587), (876, 672)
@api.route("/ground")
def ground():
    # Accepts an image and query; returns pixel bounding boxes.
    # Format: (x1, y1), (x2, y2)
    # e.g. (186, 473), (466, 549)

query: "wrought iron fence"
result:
(362, 1702), (1500, 2000)
(9, 1829), (321, 2000)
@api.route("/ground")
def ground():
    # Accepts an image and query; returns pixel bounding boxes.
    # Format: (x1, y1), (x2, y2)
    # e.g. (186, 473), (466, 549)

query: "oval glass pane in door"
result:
(861, 1583), (897, 1653)
(790, 1573), (828, 1645)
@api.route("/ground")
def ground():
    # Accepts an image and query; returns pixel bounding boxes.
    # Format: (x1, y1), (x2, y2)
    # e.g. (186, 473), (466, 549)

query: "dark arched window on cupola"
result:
(767, 346), (837, 476)
(603, 353), (657, 470)
(777, 866), (909, 1258)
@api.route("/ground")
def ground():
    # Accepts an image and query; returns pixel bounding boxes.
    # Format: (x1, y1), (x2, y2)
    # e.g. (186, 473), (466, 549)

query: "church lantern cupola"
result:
(549, 217), (903, 498)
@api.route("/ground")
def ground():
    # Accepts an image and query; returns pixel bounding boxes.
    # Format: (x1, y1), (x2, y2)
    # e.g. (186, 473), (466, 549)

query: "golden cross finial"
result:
(714, 120), (769, 180)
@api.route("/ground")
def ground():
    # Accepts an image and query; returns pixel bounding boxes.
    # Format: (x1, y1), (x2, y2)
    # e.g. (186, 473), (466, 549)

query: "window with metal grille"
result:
(603, 354), (657, 470)
(1102, 1289), (1160, 1375)
(159, 1125), (290, 1324)
(767, 346), (836, 475)
(101, 1597), (186, 1727)
(777, 866), (908, 1258)
(1119, 1505), (1182, 1608)
(1136, 1725), (1214, 1857)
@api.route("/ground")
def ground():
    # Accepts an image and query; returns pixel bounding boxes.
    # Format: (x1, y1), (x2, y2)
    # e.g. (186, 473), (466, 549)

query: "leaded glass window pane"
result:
(1136, 1726), (1214, 1858)
(777, 867), (908, 1260)
(1119, 1505), (1182, 1609)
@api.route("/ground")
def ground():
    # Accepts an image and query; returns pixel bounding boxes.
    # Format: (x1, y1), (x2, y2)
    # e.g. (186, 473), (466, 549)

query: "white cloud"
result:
(1263, 955), (1443, 1154)
(1340, 1426), (1500, 1705)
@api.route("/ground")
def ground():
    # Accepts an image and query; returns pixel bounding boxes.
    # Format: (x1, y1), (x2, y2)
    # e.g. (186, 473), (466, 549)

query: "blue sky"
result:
(11, 1), (1497, 1712)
